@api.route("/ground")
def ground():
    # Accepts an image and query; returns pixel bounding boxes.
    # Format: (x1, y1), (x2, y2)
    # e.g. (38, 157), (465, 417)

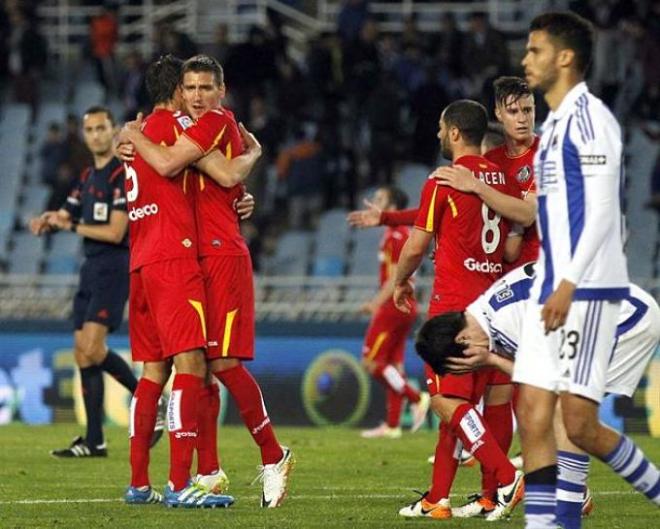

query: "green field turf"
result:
(0, 424), (657, 528)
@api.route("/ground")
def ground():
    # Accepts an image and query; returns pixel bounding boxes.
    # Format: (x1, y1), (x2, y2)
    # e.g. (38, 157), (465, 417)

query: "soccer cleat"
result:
(192, 468), (230, 494)
(149, 396), (167, 448)
(427, 454), (435, 464)
(485, 470), (525, 521)
(582, 487), (594, 517)
(360, 423), (402, 439)
(254, 445), (294, 508)
(452, 494), (496, 518)
(124, 486), (163, 504)
(50, 436), (107, 458)
(163, 482), (234, 508)
(509, 451), (524, 470)
(410, 392), (431, 432)
(399, 491), (452, 519)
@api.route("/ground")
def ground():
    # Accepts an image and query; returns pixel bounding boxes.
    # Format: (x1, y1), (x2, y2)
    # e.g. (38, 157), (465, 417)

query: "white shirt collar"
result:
(546, 81), (589, 122)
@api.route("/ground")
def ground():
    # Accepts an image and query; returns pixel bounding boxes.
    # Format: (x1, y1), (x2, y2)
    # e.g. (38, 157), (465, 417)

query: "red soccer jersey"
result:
(485, 136), (540, 269)
(414, 155), (517, 315)
(125, 109), (198, 272)
(183, 108), (249, 257)
(379, 225), (414, 310)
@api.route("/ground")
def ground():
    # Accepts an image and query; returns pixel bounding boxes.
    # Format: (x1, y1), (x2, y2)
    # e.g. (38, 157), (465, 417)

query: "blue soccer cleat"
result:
(163, 482), (235, 508)
(125, 486), (163, 504)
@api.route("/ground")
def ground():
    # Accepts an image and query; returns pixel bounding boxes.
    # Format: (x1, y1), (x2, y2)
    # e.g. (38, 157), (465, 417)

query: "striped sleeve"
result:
(414, 179), (446, 233)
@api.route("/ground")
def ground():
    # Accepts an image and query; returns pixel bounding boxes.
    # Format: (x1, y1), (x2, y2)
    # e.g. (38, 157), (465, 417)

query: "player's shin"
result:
(427, 422), (460, 503)
(130, 378), (162, 487)
(196, 382), (220, 476)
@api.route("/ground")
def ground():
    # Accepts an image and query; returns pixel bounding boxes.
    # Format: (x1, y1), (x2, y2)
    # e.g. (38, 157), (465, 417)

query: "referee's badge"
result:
(515, 165), (532, 184)
(93, 202), (108, 221)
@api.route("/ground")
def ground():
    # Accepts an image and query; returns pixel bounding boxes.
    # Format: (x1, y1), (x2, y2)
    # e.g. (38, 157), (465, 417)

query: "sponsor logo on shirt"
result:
(128, 203), (159, 221)
(463, 258), (502, 274)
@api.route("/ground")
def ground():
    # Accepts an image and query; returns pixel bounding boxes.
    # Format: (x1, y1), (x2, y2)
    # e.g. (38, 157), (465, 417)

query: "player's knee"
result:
(142, 362), (170, 386)
(516, 397), (551, 442)
(82, 341), (106, 364)
(434, 396), (461, 424)
(209, 357), (240, 373)
(563, 415), (598, 451)
(174, 350), (207, 377)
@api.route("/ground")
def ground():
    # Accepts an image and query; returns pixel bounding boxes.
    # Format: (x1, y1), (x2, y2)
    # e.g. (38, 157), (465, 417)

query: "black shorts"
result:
(73, 253), (129, 333)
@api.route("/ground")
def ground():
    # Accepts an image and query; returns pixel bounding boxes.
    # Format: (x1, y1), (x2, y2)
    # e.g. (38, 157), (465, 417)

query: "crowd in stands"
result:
(0, 0), (659, 270)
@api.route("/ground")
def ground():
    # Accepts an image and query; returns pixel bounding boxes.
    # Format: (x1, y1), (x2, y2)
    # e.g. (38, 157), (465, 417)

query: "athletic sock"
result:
(482, 402), (514, 499)
(602, 434), (660, 505)
(386, 387), (403, 428)
(80, 365), (105, 448)
(168, 373), (203, 491)
(372, 364), (420, 403)
(129, 378), (162, 488)
(450, 403), (515, 487)
(427, 422), (459, 503)
(556, 450), (589, 529)
(524, 465), (557, 529)
(99, 350), (138, 393)
(196, 382), (220, 476)
(214, 364), (283, 465)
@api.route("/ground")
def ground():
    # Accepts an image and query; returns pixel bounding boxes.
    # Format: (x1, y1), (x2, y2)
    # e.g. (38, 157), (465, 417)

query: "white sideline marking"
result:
(0, 490), (637, 506)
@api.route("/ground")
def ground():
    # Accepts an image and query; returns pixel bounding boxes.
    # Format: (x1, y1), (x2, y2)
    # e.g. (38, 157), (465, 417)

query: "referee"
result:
(30, 106), (163, 457)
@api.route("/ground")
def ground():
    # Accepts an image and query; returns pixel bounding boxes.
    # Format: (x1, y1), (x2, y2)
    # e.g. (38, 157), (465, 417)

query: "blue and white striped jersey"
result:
(532, 82), (628, 303)
(468, 264), (652, 359)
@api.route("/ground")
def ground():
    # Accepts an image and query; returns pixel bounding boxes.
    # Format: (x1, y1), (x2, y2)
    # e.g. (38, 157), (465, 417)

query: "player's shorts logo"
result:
(128, 203), (159, 221)
(463, 258), (502, 274)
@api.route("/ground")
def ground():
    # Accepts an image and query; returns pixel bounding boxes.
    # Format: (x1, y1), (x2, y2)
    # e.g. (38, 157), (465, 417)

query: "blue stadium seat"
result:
(312, 256), (344, 277)
(44, 255), (79, 275)
(8, 232), (43, 274)
(20, 185), (50, 227)
(0, 103), (30, 134)
(267, 231), (311, 276)
(72, 82), (106, 118)
(395, 162), (432, 202)
(49, 232), (82, 257)
(316, 208), (350, 258)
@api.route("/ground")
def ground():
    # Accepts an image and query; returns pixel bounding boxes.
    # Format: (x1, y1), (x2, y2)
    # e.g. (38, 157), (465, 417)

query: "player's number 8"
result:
(125, 165), (138, 202)
(481, 204), (501, 254)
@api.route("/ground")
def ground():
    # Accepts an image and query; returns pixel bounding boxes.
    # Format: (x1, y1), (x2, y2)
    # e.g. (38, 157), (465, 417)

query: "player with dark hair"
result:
(395, 99), (524, 521)
(119, 54), (293, 508)
(515, 11), (659, 529)
(30, 106), (156, 459)
(357, 186), (430, 439)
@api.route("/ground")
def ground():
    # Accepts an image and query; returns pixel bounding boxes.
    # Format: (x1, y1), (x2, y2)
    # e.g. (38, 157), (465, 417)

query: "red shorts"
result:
(129, 258), (208, 362)
(362, 303), (417, 365)
(424, 366), (512, 403)
(201, 254), (255, 360)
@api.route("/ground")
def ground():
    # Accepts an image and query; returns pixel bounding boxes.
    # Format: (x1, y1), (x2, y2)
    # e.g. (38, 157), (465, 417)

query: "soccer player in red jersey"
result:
(357, 186), (430, 440)
(119, 55), (235, 508)
(394, 100), (524, 521)
(120, 55), (293, 508)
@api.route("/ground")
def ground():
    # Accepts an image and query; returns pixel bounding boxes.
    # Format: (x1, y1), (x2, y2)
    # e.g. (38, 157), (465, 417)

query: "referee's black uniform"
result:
(62, 157), (128, 332)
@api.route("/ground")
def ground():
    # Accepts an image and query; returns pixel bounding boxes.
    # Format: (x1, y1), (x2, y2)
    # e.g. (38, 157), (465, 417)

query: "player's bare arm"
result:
(48, 210), (128, 245)
(504, 233), (523, 263)
(393, 228), (432, 313)
(347, 198), (382, 228)
(541, 279), (576, 334)
(433, 165), (537, 226)
(194, 124), (262, 187)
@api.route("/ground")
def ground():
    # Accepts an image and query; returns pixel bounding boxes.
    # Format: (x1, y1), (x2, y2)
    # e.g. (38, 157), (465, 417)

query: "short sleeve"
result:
(61, 169), (86, 219)
(110, 166), (127, 211)
(414, 179), (446, 233)
(183, 110), (229, 155)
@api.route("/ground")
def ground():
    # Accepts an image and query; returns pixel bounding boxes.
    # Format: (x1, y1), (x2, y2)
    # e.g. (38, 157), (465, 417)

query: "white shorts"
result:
(513, 299), (621, 402)
(606, 287), (660, 397)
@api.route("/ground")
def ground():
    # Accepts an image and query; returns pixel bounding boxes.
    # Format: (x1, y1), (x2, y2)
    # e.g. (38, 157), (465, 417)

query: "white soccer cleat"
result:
(192, 468), (230, 494)
(427, 454), (435, 464)
(452, 494), (496, 518)
(485, 470), (525, 521)
(410, 392), (430, 432)
(360, 423), (402, 439)
(399, 493), (452, 519)
(254, 445), (294, 508)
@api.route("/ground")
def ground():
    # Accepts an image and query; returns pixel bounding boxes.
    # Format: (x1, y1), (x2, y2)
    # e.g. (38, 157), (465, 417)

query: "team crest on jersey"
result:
(515, 165), (532, 184)
(176, 115), (194, 130)
(182, 238), (192, 248)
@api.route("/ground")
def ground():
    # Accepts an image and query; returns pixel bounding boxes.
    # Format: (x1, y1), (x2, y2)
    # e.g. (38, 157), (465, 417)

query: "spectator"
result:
(120, 50), (148, 121)
(337, 0), (369, 44)
(343, 18), (381, 108)
(154, 20), (198, 59)
(40, 123), (68, 189)
(64, 114), (93, 179)
(7, 7), (47, 113)
(202, 23), (231, 64)
(89, 3), (119, 94)
(430, 13), (466, 80)
(393, 44), (426, 96)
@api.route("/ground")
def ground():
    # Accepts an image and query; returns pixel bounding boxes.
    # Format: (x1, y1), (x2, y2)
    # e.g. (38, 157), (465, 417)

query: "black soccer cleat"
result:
(50, 436), (108, 458)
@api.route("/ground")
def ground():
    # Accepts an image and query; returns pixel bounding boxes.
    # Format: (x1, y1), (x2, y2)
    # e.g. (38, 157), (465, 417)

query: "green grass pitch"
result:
(0, 424), (657, 528)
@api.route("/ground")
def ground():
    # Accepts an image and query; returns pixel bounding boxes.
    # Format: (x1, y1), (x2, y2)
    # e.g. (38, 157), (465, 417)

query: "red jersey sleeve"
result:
(381, 208), (418, 226)
(183, 109), (233, 155)
(414, 179), (447, 233)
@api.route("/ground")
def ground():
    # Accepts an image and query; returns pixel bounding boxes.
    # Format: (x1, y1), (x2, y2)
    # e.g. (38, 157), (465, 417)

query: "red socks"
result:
(481, 403), (514, 498)
(386, 388), (403, 428)
(372, 364), (421, 403)
(450, 403), (515, 488)
(214, 365), (283, 465)
(196, 382), (221, 476)
(168, 373), (203, 490)
(427, 422), (460, 503)
(129, 378), (162, 488)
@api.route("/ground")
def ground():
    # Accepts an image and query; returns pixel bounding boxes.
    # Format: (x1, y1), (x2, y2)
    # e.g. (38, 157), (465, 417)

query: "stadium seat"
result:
(315, 208), (350, 258)
(72, 82), (106, 118)
(49, 232), (82, 257)
(0, 103), (30, 134)
(395, 162), (431, 202)
(8, 232), (43, 274)
(44, 254), (79, 275)
(349, 227), (383, 276)
(19, 185), (50, 227)
(312, 255), (344, 276)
